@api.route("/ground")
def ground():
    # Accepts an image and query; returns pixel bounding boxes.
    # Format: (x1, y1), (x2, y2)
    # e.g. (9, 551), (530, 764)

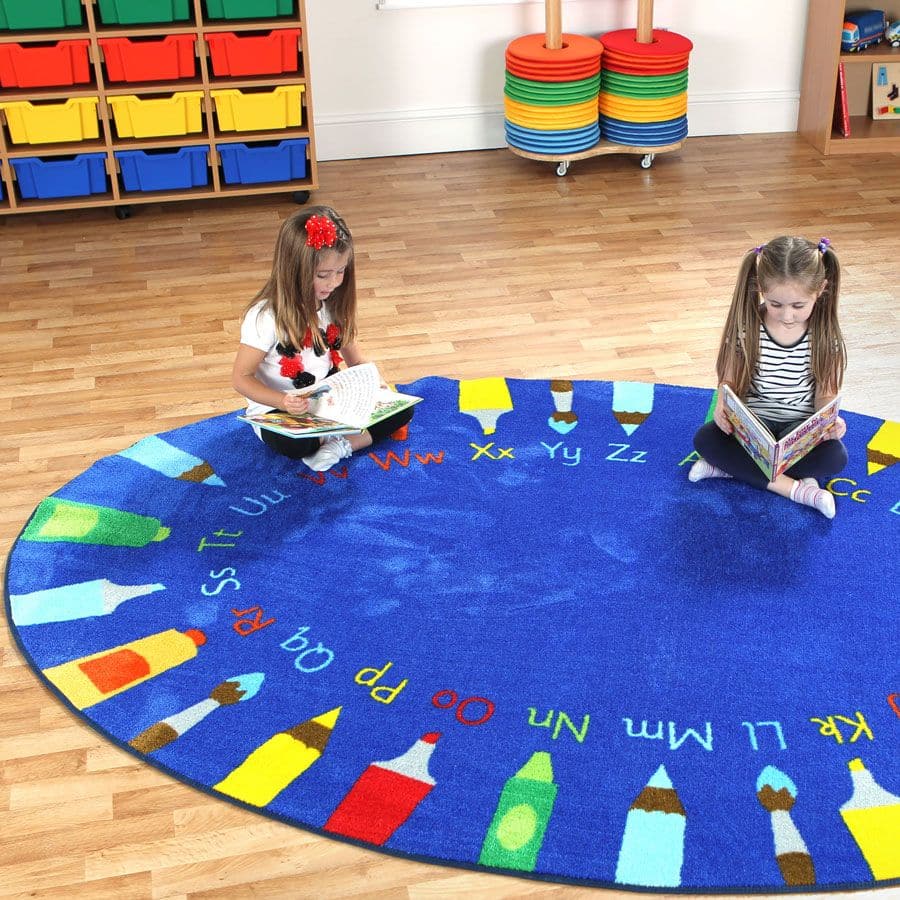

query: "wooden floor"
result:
(1, 134), (898, 899)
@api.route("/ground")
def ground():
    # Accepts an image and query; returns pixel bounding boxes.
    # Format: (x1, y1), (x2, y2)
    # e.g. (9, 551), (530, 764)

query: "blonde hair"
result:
(248, 206), (357, 351)
(716, 236), (846, 397)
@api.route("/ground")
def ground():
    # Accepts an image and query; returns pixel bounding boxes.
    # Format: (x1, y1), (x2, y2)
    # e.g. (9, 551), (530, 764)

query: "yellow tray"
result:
(107, 92), (204, 138)
(0, 98), (100, 144)
(211, 85), (305, 132)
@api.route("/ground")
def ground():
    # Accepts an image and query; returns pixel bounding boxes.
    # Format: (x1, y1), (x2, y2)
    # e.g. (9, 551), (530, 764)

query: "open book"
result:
(721, 384), (841, 482)
(238, 363), (422, 438)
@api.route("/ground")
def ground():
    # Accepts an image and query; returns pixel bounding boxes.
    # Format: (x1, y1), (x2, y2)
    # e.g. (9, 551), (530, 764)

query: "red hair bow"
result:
(305, 215), (338, 250)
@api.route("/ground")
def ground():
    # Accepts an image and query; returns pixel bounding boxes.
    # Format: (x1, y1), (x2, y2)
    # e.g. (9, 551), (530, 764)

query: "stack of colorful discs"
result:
(504, 32), (604, 154)
(598, 28), (692, 147)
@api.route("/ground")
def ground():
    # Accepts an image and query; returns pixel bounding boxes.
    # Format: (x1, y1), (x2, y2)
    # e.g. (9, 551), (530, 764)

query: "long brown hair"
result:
(247, 206), (357, 350)
(715, 236), (846, 397)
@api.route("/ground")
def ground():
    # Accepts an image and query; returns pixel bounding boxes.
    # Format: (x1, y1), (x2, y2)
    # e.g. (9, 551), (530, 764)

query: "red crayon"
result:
(324, 732), (440, 845)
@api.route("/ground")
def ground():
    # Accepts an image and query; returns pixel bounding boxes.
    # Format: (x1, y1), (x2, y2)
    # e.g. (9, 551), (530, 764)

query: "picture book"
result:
(238, 363), (422, 439)
(833, 61), (851, 136)
(720, 385), (841, 482)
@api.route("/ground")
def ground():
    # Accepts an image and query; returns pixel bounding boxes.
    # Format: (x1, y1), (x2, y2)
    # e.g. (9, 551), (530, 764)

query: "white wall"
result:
(306, 0), (809, 160)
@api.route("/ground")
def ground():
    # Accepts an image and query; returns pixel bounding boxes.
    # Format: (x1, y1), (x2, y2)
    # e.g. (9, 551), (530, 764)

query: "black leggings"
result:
(260, 405), (415, 460)
(693, 420), (848, 490)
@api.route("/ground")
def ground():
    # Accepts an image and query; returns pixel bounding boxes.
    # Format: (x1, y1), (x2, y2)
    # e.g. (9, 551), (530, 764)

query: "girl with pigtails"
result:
(690, 236), (848, 518)
(232, 206), (414, 471)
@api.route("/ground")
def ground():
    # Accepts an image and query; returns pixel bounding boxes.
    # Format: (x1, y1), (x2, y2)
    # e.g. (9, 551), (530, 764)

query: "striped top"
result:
(745, 323), (815, 423)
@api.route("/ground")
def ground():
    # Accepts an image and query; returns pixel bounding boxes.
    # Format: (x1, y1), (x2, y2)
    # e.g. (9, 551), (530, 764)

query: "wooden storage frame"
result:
(798, 0), (900, 155)
(0, 0), (318, 214)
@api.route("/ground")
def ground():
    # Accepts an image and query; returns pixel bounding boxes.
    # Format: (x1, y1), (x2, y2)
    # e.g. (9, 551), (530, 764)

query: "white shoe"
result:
(302, 436), (352, 472)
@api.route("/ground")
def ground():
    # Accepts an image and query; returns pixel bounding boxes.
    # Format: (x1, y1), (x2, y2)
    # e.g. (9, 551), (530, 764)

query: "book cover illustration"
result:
(872, 62), (900, 120)
(721, 385), (840, 481)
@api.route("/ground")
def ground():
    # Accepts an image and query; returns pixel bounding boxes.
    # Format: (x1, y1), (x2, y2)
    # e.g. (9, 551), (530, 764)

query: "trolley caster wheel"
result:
(640, 153), (655, 169)
(114, 205), (132, 220)
(556, 161), (569, 177)
(291, 190), (311, 205)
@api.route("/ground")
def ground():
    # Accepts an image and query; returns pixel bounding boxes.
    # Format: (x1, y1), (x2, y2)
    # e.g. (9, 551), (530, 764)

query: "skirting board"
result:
(314, 90), (799, 160)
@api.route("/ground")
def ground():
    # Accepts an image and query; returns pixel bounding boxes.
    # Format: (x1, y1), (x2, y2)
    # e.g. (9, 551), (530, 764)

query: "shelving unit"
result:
(0, 0), (318, 215)
(798, 0), (900, 155)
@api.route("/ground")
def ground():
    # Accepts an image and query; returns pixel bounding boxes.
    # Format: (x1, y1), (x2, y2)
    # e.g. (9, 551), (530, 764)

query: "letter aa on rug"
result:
(5, 377), (899, 893)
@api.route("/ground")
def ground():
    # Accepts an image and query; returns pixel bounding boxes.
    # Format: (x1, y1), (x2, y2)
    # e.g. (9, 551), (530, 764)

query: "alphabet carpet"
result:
(5, 377), (899, 892)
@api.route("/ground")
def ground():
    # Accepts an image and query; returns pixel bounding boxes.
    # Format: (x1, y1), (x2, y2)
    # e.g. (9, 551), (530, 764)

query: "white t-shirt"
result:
(239, 299), (335, 418)
(745, 323), (815, 424)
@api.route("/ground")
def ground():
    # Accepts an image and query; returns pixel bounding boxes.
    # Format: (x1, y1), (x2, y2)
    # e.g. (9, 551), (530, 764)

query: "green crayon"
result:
(22, 497), (170, 547)
(478, 751), (558, 872)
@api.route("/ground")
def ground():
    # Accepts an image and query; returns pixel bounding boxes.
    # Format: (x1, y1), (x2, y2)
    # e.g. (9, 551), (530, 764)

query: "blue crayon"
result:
(118, 435), (225, 486)
(615, 764), (686, 887)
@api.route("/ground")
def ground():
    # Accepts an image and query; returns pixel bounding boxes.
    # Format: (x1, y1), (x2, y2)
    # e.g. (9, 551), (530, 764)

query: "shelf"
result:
(839, 44), (900, 65)
(0, 0), (317, 215)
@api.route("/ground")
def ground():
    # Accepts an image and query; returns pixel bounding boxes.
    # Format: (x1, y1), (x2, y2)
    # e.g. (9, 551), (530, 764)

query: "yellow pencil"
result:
(459, 377), (513, 435)
(866, 420), (899, 476)
(214, 706), (341, 807)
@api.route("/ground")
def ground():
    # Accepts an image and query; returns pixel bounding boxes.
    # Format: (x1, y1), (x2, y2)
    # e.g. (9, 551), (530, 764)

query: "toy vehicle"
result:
(887, 20), (900, 47)
(841, 9), (886, 51)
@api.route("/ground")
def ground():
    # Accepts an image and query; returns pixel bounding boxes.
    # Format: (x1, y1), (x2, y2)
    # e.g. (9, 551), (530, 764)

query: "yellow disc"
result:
(504, 96), (598, 119)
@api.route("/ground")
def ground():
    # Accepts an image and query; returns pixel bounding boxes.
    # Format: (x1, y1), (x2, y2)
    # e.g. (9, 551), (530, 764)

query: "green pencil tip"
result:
(517, 751), (554, 782)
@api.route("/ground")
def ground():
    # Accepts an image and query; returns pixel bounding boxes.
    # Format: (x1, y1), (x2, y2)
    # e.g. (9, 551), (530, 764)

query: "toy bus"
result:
(841, 10), (886, 51)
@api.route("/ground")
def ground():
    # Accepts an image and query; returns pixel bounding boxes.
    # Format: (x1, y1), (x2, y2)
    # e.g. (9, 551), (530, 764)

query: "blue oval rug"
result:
(5, 377), (899, 893)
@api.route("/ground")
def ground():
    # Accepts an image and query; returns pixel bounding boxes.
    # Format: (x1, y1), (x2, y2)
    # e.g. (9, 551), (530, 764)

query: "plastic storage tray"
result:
(0, 97), (100, 143)
(0, 0), (82, 29)
(211, 85), (304, 131)
(107, 91), (204, 138)
(204, 0), (293, 20)
(12, 152), (108, 198)
(218, 137), (308, 184)
(205, 29), (300, 77)
(116, 145), (210, 191)
(0, 40), (91, 88)
(99, 35), (196, 82)
(96, 0), (190, 25)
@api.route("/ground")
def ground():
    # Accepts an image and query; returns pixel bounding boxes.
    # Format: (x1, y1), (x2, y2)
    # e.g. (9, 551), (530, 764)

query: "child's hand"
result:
(830, 416), (847, 440)
(282, 392), (310, 415)
(713, 396), (733, 434)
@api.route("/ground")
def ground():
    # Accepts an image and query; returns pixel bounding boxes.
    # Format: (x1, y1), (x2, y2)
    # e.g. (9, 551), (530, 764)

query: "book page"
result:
(774, 395), (841, 478)
(296, 363), (381, 429)
(721, 385), (777, 481)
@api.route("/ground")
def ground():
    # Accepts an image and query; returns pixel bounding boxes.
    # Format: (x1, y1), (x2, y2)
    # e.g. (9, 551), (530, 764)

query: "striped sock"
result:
(790, 479), (835, 518)
(689, 459), (732, 482)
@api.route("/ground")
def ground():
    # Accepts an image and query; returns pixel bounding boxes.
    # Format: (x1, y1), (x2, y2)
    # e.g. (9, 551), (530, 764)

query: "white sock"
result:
(689, 459), (732, 482)
(789, 479), (835, 519)
(302, 435), (353, 472)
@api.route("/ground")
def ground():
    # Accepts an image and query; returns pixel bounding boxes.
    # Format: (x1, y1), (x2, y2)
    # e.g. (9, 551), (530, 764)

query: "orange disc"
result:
(506, 32), (603, 67)
(506, 62), (602, 82)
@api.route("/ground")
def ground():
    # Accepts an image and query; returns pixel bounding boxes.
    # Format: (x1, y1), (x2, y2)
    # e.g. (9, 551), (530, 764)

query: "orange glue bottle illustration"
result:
(324, 732), (440, 845)
(42, 627), (206, 710)
(840, 757), (900, 880)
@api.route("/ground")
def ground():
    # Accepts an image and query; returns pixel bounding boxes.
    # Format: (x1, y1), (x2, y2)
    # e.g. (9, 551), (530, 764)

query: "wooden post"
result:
(636, 0), (653, 44)
(545, 0), (562, 50)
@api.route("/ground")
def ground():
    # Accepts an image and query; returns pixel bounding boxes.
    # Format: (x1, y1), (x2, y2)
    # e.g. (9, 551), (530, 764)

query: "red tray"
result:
(205, 29), (301, 77)
(99, 35), (196, 82)
(0, 40), (91, 89)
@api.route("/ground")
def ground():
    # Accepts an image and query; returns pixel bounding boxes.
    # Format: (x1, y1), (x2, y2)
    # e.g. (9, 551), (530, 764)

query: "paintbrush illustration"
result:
(756, 765), (816, 886)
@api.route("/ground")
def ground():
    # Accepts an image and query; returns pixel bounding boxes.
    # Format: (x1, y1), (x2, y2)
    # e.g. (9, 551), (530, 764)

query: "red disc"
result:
(506, 32), (603, 66)
(600, 28), (693, 58)
(506, 61), (601, 82)
(602, 59), (689, 77)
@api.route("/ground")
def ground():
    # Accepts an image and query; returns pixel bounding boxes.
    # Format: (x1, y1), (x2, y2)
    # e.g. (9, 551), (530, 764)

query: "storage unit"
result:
(0, 0), (318, 213)
(799, 0), (900, 155)
(116, 145), (209, 191)
(99, 35), (196, 83)
(11, 152), (107, 198)
(218, 138), (308, 184)
(0, 39), (91, 87)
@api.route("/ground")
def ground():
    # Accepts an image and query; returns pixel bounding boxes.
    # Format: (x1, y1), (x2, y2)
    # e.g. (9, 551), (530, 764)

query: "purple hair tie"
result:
(817, 237), (831, 253)
(752, 245), (765, 255)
